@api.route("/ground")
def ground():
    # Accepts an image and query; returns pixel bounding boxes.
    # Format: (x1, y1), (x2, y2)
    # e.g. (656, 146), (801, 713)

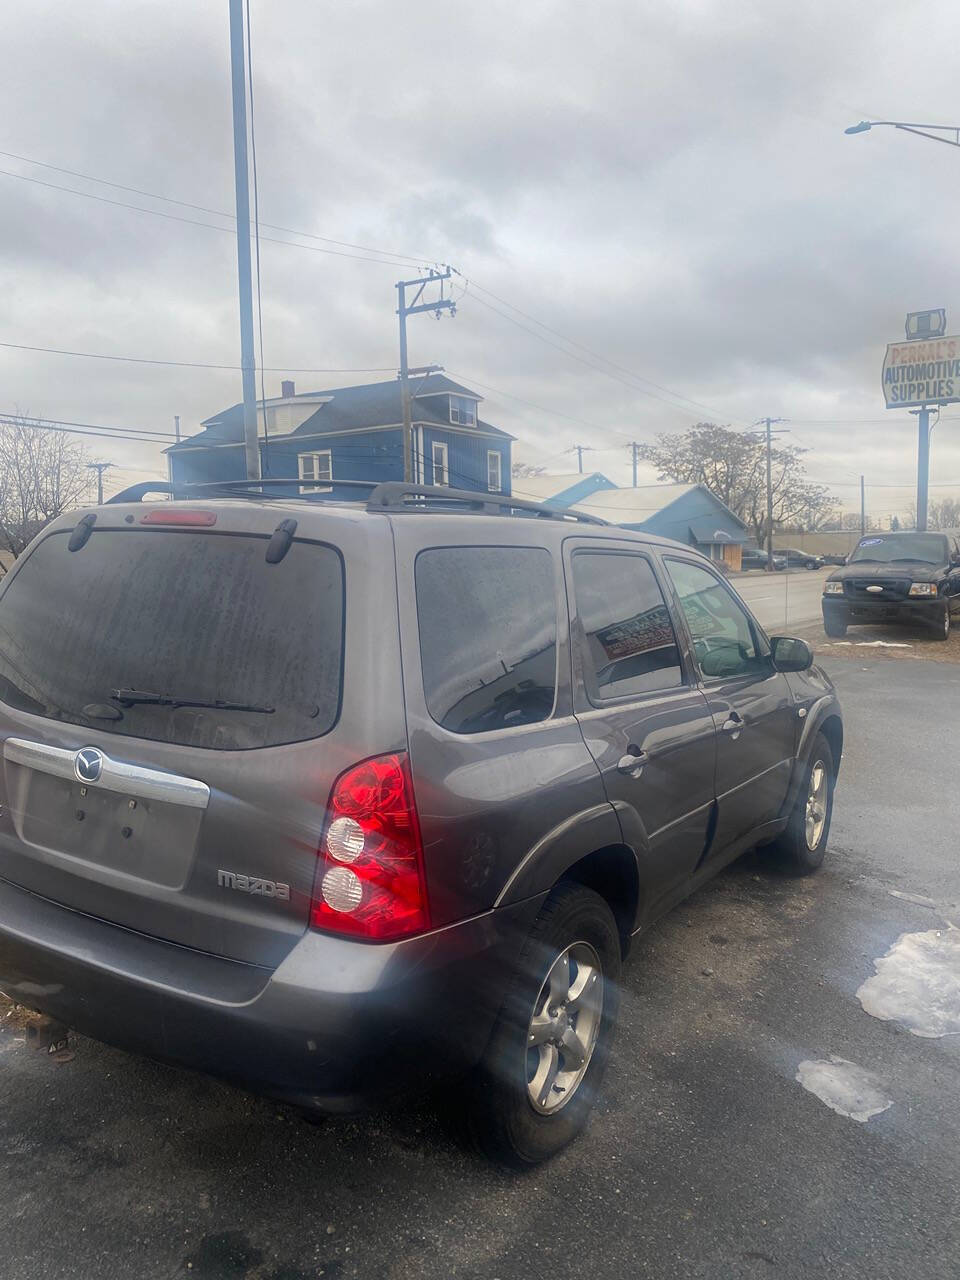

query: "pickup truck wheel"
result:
(768, 732), (834, 874)
(934, 603), (950, 641)
(458, 883), (621, 1167)
(823, 615), (847, 638)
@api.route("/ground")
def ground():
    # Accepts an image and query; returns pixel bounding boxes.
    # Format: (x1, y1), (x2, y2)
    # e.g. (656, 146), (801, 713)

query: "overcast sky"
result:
(3, 0), (960, 520)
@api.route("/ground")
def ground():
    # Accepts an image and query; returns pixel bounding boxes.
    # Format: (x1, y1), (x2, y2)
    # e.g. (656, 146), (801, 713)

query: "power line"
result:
(444, 367), (630, 438)
(0, 341), (393, 373)
(456, 273), (744, 425)
(0, 150), (433, 265)
(0, 167), (417, 269)
(0, 411), (178, 443)
(464, 290), (740, 423)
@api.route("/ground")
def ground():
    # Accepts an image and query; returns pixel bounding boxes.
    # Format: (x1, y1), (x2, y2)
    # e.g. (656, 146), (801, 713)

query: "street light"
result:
(845, 119), (960, 148)
(846, 116), (960, 533)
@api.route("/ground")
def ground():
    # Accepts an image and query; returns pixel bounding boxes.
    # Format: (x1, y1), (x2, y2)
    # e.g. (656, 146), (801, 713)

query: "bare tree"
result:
(905, 497), (960, 530)
(0, 413), (91, 563)
(511, 462), (548, 478)
(638, 423), (836, 541)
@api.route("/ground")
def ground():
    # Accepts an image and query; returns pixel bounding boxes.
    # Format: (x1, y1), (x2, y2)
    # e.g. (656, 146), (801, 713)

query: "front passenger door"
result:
(663, 556), (797, 859)
(566, 544), (717, 908)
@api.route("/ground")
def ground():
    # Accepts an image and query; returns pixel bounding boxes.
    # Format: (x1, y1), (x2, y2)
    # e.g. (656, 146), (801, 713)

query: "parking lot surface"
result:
(2, 653), (959, 1280)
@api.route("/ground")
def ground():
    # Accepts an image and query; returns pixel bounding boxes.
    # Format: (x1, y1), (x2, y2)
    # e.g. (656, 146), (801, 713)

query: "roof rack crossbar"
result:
(106, 478), (381, 504)
(364, 482), (609, 525)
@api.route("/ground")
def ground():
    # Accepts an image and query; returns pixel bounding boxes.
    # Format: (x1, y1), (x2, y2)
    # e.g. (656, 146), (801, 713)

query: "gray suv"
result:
(0, 481), (842, 1165)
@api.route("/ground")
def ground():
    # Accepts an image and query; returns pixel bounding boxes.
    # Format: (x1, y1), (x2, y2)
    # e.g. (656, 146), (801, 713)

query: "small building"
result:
(166, 374), (513, 495)
(569, 483), (750, 571)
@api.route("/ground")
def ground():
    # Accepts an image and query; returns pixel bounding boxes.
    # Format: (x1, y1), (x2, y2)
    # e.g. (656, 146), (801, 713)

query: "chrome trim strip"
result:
(3, 738), (210, 810)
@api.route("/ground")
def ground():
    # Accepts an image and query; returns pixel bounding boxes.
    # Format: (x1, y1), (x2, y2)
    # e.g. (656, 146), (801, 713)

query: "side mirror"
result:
(770, 635), (814, 672)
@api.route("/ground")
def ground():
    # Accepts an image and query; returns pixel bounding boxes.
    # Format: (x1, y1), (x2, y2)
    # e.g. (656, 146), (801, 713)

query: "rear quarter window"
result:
(415, 545), (557, 734)
(0, 529), (344, 750)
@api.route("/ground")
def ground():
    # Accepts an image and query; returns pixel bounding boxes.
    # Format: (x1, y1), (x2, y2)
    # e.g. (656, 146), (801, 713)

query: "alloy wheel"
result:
(525, 942), (603, 1114)
(805, 760), (828, 849)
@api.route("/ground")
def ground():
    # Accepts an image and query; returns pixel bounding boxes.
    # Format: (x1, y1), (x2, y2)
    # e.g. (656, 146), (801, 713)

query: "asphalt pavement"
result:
(1, 653), (959, 1280)
(733, 568), (831, 632)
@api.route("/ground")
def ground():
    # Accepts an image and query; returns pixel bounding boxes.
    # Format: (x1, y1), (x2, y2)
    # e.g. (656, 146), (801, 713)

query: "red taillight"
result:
(310, 753), (429, 941)
(140, 509), (217, 526)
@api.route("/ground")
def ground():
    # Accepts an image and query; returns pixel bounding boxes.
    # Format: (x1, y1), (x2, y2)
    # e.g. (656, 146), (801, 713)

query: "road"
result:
(2, 653), (959, 1280)
(733, 567), (830, 632)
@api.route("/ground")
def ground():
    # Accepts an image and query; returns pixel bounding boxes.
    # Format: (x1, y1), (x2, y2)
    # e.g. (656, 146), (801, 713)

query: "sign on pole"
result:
(882, 336), (960, 408)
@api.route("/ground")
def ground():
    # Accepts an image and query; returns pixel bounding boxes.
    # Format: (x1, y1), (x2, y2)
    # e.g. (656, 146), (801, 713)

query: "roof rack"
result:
(105, 477), (609, 525)
(364, 482), (609, 524)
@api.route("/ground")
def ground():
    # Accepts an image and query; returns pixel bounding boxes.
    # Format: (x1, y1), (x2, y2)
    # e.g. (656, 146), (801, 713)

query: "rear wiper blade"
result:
(111, 688), (275, 713)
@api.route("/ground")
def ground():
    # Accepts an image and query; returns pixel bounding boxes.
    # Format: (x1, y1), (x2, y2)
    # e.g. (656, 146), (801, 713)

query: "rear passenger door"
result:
(565, 541), (717, 906)
(662, 556), (797, 858)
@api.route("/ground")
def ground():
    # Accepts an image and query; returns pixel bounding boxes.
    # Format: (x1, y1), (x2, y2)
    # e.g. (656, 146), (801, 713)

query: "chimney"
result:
(281, 379), (295, 399)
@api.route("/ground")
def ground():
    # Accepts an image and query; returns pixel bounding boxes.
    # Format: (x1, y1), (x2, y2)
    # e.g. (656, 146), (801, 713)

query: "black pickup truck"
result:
(822, 531), (960, 641)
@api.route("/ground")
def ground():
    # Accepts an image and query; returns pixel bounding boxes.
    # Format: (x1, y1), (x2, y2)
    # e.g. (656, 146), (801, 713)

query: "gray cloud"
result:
(2, 0), (960, 520)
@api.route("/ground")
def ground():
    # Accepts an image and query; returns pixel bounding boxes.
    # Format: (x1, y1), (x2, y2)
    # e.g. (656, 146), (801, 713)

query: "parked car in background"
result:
(820, 552), (848, 566)
(822, 530), (960, 640)
(741, 547), (787, 571)
(777, 548), (825, 570)
(0, 481), (843, 1166)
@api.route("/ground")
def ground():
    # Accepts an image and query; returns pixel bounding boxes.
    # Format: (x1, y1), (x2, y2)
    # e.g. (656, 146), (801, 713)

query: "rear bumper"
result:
(0, 875), (543, 1111)
(822, 596), (943, 624)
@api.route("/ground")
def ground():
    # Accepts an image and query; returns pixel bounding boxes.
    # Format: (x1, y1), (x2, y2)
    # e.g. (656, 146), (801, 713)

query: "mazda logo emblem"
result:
(75, 747), (104, 783)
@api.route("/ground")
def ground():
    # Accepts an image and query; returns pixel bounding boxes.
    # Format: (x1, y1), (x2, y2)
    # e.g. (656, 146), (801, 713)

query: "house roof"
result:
(166, 374), (512, 453)
(570, 483), (749, 538)
(570, 483), (701, 523)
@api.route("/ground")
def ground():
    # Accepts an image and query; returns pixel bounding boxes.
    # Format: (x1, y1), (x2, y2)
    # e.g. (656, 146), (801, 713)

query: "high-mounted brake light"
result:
(140, 509), (217, 526)
(311, 753), (429, 941)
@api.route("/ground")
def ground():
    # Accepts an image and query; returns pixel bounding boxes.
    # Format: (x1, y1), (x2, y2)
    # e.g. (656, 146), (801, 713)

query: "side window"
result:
(666, 558), (767, 681)
(571, 551), (683, 700)
(416, 546), (557, 734)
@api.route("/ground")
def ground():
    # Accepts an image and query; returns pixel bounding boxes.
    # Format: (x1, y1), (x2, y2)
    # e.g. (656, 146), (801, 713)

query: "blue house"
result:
(166, 374), (512, 495)
(568, 483), (751, 570)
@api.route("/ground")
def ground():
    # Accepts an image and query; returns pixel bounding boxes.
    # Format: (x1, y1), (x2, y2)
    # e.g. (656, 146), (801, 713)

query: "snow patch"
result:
(857, 928), (960, 1038)
(823, 640), (913, 649)
(795, 1056), (893, 1122)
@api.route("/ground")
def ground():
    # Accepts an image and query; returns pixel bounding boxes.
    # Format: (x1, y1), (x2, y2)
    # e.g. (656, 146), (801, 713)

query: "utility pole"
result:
(627, 441), (641, 487)
(910, 406), (932, 531)
(228, 0), (260, 481)
(753, 418), (787, 570)
(87, 461), (114, 506)
(568, 445), (592, 474)
(174, 415), (181, 442)
(396, 269), (455, 482)
(860, 474), (866, 535)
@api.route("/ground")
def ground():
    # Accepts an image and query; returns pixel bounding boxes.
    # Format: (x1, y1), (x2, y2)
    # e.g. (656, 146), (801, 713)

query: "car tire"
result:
(823, 615), (847, 638)
(934, 603), (951, 641)
(768, 732), (834, 875)
(456, 883), (621, 1167)
(805, 561), (818, 570)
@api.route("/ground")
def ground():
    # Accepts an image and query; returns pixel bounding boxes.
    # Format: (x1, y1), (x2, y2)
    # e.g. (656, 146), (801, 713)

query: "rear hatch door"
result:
(0, 505), (402, 967)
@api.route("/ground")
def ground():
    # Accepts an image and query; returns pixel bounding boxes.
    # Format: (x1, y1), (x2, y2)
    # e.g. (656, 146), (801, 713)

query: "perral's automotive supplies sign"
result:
(882, 337), (960, 408)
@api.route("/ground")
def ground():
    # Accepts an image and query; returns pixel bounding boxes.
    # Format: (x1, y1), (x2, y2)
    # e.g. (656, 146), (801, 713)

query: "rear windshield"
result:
(0, 529), (343, 749)
(849, 534), (947, 565)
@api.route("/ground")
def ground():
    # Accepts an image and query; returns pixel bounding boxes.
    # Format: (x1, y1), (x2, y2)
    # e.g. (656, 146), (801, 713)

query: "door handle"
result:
(721, 712), (744, 739)
(617, 748), (648, 778)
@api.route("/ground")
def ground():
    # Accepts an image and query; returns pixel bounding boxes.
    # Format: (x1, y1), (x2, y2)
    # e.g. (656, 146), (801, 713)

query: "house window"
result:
(431, 441), (449, 487)
(449, 395), (476, 427)
(298, 450), (332, 492)
(487, 450), (502, 493)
